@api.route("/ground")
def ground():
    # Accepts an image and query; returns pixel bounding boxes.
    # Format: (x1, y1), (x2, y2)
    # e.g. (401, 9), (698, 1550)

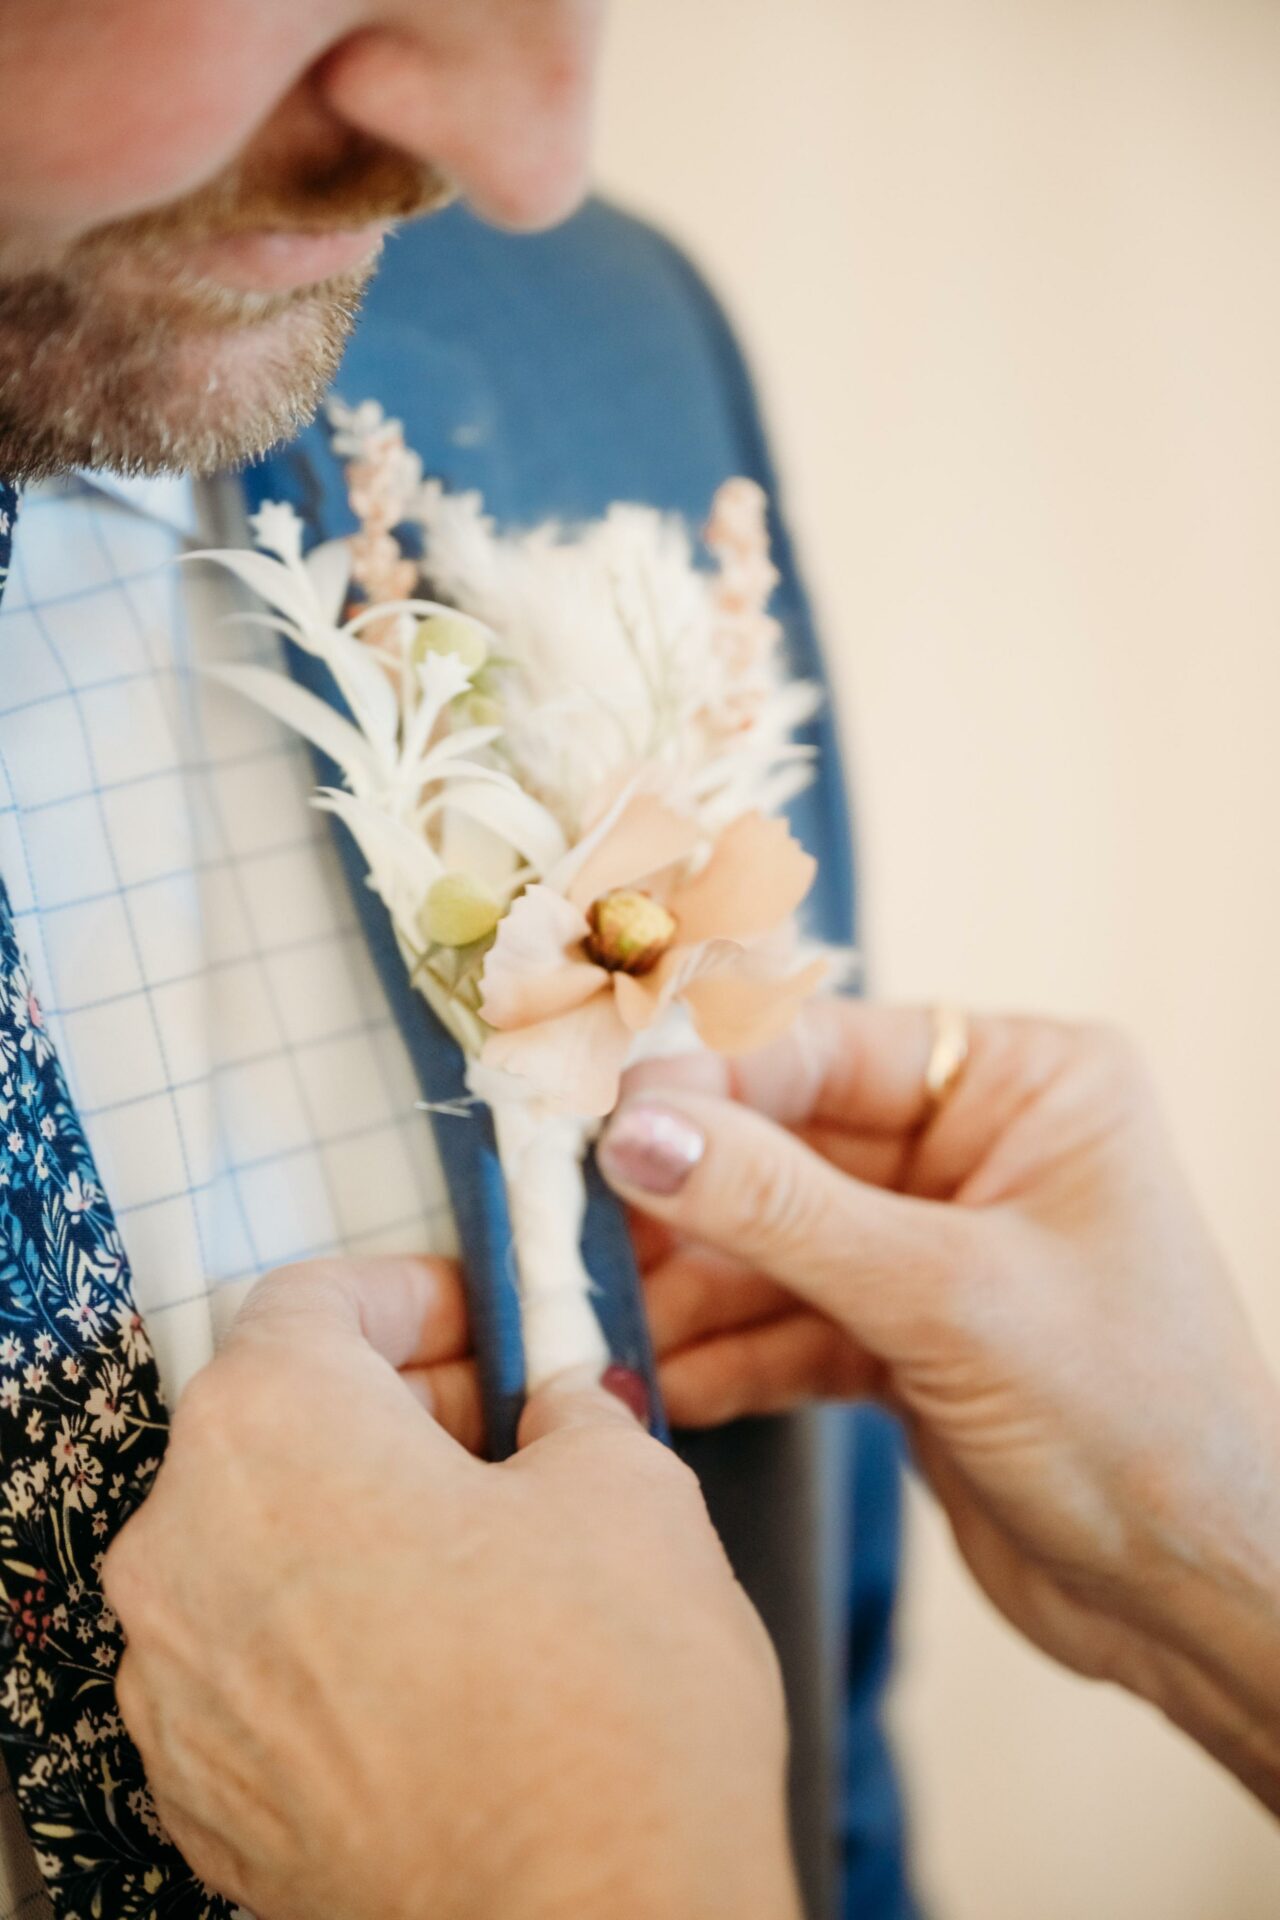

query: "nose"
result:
(315, 3), (604, 231)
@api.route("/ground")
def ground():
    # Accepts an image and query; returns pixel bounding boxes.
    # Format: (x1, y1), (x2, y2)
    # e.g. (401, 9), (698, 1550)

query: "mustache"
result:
(0, 137), (455, 346)
(77, 136), (456, 258)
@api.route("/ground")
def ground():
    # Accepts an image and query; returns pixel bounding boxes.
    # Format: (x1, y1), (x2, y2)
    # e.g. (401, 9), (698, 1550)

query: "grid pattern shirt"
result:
(0, 472), (454, 1917)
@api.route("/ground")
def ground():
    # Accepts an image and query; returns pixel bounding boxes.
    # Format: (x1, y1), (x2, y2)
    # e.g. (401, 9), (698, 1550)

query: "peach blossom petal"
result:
(563, 795), (701, 913)
(683, 956), (829, 1056)
(480, 886), (606, 1032)
(609, 972), (660, 1035)
(577, 767), (642, 832)
(611, 937), (740, 1034)
(482, 993), (635, 1118)
(666, 814), (816, 946)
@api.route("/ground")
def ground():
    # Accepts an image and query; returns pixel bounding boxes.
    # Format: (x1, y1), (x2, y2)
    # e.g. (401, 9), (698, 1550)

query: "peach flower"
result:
(479, 792), (827, 1117)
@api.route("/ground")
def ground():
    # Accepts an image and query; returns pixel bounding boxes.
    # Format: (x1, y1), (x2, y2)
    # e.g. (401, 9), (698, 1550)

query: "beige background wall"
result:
(596, 3), (1280, 1915)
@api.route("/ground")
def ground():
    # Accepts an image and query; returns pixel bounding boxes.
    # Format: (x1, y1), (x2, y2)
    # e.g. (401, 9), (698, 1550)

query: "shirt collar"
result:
(77, 469), (203, 541)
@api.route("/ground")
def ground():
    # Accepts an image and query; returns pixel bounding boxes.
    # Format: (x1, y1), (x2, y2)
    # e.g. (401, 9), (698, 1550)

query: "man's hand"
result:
(102, 1256), (799, 1920)
(601, 1002), (1280, 1812)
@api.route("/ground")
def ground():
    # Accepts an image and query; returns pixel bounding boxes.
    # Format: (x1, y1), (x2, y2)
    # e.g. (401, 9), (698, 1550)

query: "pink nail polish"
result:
(600, 1102), (705, 1197)
(601, 1364), (651, 1425)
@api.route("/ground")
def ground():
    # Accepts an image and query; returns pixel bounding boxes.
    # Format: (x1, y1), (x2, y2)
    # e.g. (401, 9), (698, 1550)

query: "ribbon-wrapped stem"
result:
(489, 1097), (610, 1388)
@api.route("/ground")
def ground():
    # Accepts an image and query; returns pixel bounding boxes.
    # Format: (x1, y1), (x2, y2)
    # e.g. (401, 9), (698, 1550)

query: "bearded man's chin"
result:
(0, 268), (370, 484)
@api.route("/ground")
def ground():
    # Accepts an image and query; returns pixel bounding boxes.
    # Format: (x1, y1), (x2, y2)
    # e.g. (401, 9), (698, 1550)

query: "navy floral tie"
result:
(0, 484), (231, 1917)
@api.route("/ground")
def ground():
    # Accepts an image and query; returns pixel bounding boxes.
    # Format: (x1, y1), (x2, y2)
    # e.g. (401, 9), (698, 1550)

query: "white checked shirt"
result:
(0, 472), (456, 1914)
(0, 472), (456, 1394)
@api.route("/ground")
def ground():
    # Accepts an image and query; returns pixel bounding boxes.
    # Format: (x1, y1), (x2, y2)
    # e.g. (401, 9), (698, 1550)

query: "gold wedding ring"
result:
(924, 1005), (971, 1117)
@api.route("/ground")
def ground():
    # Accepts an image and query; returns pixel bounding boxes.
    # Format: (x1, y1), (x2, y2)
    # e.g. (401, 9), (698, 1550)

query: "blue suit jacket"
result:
(248, 198), (918, 1920)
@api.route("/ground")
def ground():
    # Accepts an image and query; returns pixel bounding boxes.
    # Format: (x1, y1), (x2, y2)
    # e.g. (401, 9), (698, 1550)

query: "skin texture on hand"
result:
(102, 998), (1280, 1908)
(597, 1001), (1280, 1814)
(101, 1257), (800, 1920)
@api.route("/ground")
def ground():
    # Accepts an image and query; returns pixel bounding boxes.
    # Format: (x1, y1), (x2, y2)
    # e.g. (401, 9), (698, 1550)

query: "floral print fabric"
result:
(0, 486), (229, 1917)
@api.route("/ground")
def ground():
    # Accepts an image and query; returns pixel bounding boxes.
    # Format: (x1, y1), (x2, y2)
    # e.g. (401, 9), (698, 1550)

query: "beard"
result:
(0, 138), (454, 484)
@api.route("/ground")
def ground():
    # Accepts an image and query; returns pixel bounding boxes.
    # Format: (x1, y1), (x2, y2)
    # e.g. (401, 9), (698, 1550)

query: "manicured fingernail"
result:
(599, 1102), (706, 1196)
(601, 1364), (651, 1426)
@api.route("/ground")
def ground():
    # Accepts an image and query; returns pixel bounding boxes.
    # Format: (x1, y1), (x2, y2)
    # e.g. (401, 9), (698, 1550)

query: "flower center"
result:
(584, 890), (678, 976)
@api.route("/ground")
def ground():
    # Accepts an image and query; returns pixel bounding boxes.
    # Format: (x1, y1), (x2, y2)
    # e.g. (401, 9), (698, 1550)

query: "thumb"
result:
(517, 1364), (651, 1449)
(597, 1092), (975, 1364)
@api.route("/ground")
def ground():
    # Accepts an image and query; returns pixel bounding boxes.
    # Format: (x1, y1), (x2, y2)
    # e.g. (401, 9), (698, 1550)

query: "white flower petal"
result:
(344, 598), (494, 639)
(305, 537), (355, 626)
(214, 610), (305, 648)
(483, 992), (632, 1119)
(185, 548), (323, 634)
(421, 725), (505, 764)
(325, 630), (401, 760)
(249, 501), (304, 566)
(313, 789), (443, 934)
(204, 664), (379, 789)
(396, 650), (474, 786)
(434, 780), (567, 874)
(419, 649), (474, 708)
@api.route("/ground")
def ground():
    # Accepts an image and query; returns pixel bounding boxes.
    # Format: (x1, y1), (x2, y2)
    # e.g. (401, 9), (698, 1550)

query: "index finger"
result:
(623, 999), (940, 1136)
(227, 1254), (470, 1373)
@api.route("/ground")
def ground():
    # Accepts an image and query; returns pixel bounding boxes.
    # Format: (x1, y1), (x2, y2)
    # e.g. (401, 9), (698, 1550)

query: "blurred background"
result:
(597, 3), (1280, 1915)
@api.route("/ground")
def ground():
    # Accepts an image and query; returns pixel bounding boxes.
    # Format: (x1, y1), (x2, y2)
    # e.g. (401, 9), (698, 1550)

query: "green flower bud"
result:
(421, 873), (504, 949)
(458, 693), (504, 729)
(412, 614), (490, 677)
(584, 890), (678, 976)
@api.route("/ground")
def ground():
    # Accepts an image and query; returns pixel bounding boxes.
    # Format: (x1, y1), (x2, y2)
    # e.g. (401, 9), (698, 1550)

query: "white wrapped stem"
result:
(489, 1096), (610, 1390)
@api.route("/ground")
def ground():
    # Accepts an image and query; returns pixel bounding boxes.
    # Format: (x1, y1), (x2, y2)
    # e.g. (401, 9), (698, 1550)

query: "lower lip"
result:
(176, 224), (390, 294)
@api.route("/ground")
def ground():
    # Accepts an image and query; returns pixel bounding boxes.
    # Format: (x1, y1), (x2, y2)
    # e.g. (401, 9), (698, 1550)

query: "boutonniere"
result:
(195, 401), (831, 1386)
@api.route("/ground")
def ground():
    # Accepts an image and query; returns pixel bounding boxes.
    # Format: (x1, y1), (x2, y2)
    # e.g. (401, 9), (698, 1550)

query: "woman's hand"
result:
(600, 1002), (1280, 1811)
(102, 1256), (799, 1920)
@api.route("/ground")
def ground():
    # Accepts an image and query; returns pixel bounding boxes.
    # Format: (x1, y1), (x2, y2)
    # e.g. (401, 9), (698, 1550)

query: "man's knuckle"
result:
(239, 1260), (330, 1323)
(597, 1429), (703, 1506)
(113, 1649), (146, 1735)
(169, 1359), (260, 1466)
(169, 1364), (225, 1441)
(650, 1448), (704, 1505)
(646, 1456), (721, 1548)
(100, 1527), (141, 1618)
(105, 1498), (178, 1603)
